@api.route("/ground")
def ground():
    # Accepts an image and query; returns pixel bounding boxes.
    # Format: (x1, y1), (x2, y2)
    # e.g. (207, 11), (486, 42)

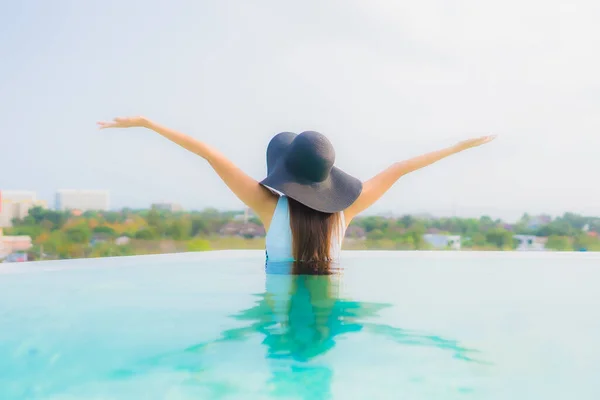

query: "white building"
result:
(0, 228), (33, 258)
(423, 234), (462, 250)
(151, 202), (183, 212)
(2, 191), (37, 202)
(514, 235), (547, 251)
(55, 190), (110, 212)
(583, 224), (590, 232)
(0, 191), (47, 228)
(115, 236), (131, 246)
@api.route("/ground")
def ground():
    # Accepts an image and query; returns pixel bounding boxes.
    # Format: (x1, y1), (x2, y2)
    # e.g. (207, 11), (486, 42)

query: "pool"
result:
(1, 251), (599, 399)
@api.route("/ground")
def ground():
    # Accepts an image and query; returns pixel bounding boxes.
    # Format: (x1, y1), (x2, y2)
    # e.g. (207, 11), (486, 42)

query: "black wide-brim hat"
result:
(260, 131), (362, 213)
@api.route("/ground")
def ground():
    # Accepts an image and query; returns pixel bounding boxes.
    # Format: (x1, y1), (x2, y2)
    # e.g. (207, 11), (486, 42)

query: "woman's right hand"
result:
(97, 116), (149, 129)
(456, 135), (497, 150)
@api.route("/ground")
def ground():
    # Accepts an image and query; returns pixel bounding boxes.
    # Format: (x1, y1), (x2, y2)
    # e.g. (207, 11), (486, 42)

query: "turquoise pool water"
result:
(1, 251), (599, 399)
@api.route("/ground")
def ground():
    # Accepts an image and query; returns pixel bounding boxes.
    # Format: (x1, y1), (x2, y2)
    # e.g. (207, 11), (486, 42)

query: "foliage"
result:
(135, 228), (158, 240)
(573, 234), (600, 251)
(546, 235), (572, 251)
(6, 206), (600, 261)
(65, 226), (92, 244)
(187, 238), (211, 252)
(484, 228), (516, 250)
(92, 225), (117, 237)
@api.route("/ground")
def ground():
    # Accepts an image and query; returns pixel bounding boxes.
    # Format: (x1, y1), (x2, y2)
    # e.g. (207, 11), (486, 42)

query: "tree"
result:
(409, 223), (426, 250)
(44, 231), (69, 258)
(573, 234), (600, 251)
(93, 225), (117, 237)
(366, 228), (385, 241)
(191, 216), (209, 236)
(104, 212), (121, 224)
(167, 218), (192, 240)
(399, 215), (415, 229)
(485, 228), (515, 249)
(479, 216), (495, 232)
(471, 232), (487, 247)
(5, 225), (43, 239)
(546, 235), (572, 251)
(146, 208), (167, 236)
(519, 213), (531, 224)
(135, 228), (158, 240)
(28, 206), (47, 224)
(90, 243), (133, 258)
(357, 216), (389, 233)
(65, 226), (92, 244)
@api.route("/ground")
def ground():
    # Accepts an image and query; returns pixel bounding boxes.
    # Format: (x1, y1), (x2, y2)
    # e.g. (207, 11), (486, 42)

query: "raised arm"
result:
(344, 135), (496, 223)
(97, 116), (278, 228)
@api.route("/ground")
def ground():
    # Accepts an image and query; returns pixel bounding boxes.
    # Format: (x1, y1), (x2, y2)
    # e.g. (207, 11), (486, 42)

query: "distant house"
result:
(0, 235), (33, 254)
(345, 225), (366, 240)
(219, 222), (265, 238)
(514, 235), (547, 251)
(90, 234), (110, 246)
(423, 234), (461, 250)
(115, 236), (131, 246)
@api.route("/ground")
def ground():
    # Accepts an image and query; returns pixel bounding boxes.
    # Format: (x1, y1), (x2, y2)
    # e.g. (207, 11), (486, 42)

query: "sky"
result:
(1, 0), (599, 222)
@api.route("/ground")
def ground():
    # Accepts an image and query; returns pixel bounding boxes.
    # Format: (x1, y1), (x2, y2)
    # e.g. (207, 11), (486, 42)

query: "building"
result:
(1, 191), (37, 202)
(2, 236), (33, 253)
(345, 225), (367, 240)
(55, 190), (110, 212)
(219, 222), (266, 238)
(0, 230), (33, 258)
(151, 202), (183, 212)
(513, 235), (547, 251)
(0, 191), (47, 228)
(423, 234), (462, 250)
(115, 236), (131, 246)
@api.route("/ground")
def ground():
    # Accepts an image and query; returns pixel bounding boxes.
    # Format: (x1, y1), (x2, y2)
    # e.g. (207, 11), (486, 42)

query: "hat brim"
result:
(260, 160), (362, 213)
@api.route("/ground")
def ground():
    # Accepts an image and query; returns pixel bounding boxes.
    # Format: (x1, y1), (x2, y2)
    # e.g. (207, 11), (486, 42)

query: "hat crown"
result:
(285, 131), (335, 183)
(266, 132), (296, 175)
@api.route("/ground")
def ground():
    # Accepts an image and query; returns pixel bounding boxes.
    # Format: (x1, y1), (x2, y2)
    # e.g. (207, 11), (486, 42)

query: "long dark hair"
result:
(287, 197), (342, 275)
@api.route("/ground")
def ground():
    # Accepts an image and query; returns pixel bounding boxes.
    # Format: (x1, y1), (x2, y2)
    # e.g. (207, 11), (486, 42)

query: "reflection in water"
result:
(116, 262), (486, 398)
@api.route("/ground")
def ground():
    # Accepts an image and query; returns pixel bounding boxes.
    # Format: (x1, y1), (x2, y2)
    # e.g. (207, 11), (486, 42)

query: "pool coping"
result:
(1, 249), (598, 276)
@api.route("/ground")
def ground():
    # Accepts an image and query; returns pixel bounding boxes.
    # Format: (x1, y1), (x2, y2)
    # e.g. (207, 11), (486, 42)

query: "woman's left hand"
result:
(97, 116), (149, 129)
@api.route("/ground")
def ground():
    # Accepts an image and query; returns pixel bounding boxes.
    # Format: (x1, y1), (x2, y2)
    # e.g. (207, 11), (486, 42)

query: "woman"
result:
(97, 117), (495, 272)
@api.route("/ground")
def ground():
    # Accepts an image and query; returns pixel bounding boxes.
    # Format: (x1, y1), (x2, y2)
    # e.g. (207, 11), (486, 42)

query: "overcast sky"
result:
(2, 0), (599, 222)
